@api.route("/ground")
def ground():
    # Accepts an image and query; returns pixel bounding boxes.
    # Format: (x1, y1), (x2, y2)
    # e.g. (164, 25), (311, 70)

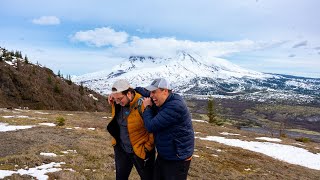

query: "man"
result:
(107, 79), (155, 180)
(141, 78), (194, 180)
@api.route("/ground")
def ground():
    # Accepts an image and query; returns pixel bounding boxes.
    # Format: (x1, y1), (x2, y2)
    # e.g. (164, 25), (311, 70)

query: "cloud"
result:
(136, 28), (150, 33)
(32, 16), (60, 25)
(288, 54), (296, 58)
(108, 36), (283, 58)
(70, 27), (129, 47)
(292, 40), (308, 48)
(71, 27), (282, 57)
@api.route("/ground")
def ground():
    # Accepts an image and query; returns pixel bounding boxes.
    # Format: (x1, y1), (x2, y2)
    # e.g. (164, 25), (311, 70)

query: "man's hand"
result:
(107, 94), (114, 105)
(142, 97), (153, 108)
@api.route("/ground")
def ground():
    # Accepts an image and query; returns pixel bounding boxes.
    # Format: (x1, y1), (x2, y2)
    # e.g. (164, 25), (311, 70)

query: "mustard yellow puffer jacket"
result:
(106, 92), (154, 159)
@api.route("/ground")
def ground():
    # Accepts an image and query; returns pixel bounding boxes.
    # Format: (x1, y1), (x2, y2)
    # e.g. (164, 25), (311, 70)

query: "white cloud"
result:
(136, 27), (150, 33)
(292, 40), (308, 48)
(108, 36), (281, 58)
(32, 16), (60, 25)
(70, 27), (129, 47)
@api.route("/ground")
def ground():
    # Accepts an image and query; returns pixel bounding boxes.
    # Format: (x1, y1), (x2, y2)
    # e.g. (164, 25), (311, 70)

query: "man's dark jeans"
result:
(114, 144), (155, 180)
(153, 155), (191, 180)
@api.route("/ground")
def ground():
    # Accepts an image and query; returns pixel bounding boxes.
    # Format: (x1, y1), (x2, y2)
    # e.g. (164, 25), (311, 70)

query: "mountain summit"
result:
(73, 51), (320, 104)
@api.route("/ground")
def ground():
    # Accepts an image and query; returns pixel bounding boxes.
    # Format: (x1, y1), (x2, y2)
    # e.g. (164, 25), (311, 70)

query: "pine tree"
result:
(66, 74), (72, 85)
(207, 96), (216, 124)
(24, 55), (29, 64)
(79, 82), (85, 95)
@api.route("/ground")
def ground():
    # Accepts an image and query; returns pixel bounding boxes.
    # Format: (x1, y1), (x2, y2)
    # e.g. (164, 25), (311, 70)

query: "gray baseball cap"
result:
(111, 79), (130, 93)
(145, 78), (172, 91)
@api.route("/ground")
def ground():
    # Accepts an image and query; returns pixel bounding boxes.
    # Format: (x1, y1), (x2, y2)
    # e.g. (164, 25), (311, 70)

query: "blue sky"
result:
(1, 0), (320, 78)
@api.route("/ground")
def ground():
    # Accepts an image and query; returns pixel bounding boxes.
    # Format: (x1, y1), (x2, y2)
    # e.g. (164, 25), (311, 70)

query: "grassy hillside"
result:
(0, 47), (109, 111)
(0, 108), (319, 179)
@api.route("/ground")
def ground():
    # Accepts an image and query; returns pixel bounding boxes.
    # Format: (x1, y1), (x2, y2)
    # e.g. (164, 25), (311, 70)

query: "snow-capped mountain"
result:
(73, 51), (320, 104)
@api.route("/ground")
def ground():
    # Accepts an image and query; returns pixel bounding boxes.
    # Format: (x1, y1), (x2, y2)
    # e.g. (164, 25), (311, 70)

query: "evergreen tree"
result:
(79, 82), (85, 95)
(66, 74), (72, 85)
(24, 55), (29, 64)
(9, 50), (14, 57)
(207, 96), (216, 124)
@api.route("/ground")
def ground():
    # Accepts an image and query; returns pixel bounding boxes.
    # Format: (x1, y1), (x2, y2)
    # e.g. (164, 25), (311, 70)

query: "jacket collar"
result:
(129, 91), (142, 107)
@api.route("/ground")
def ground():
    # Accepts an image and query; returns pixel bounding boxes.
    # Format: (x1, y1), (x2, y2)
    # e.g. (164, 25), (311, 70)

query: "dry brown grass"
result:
(0, 108), (319, 179)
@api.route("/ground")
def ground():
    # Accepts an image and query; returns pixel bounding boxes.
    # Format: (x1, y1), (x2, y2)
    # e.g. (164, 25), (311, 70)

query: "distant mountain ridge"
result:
(0, 47), (109, 111)
(74, 51), (320, 105)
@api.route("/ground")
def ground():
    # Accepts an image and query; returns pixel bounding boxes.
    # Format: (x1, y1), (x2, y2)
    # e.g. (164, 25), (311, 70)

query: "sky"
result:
(1, 0), (320, 78)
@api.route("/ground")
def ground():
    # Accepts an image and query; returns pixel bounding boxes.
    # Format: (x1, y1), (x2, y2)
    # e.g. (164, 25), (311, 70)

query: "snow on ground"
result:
(0, 162), (65, 180)
(0, 123), (34, 132)
(192, 119), (208, 123)
(0, 122), (59, 132)
(40, 152), (58, 157)
(220, 132), (240, 136)
(61, 150), (77, 154)
(34, 111), (50, 115)
(88, 94), (98, 101)
(255, 137), (282, 142)
(197, 136), (320, 170)
(38, 123), (56, 127)
(2, 115), (29, 118)
(1, 115), (47, 120)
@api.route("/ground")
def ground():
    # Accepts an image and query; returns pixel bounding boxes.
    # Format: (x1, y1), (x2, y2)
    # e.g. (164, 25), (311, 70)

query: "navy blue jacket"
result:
(136, 87), (194, 161)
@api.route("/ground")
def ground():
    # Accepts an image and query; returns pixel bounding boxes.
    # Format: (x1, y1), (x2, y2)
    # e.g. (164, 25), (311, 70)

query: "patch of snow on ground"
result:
(88, 94), (98, 101)
(2, 115), (46, 120)
(255, 137), (282, 142)
(39, 123), (56, 127)
(2, 115), (29, 118)
(192, 119), (208, 123)
(0, 162), (65, 180)
(34, 111), (50, 115)
(61, 150), (77, 154)
(0, 123), (34, 132)
(220, 132), (240, 136)
(40, 152), (58, 157)
(197, 136), (320, 170)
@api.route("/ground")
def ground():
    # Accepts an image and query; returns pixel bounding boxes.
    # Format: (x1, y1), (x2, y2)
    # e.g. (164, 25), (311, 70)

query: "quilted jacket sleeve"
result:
(143, 98), (184, 133)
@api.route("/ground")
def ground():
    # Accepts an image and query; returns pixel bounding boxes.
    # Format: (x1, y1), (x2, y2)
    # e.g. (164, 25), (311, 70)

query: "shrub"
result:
(295, 137), (310, 143)
(56, 117), (65, 126)
(47, 76), (52, 84)
(54, 84), (61, 93)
